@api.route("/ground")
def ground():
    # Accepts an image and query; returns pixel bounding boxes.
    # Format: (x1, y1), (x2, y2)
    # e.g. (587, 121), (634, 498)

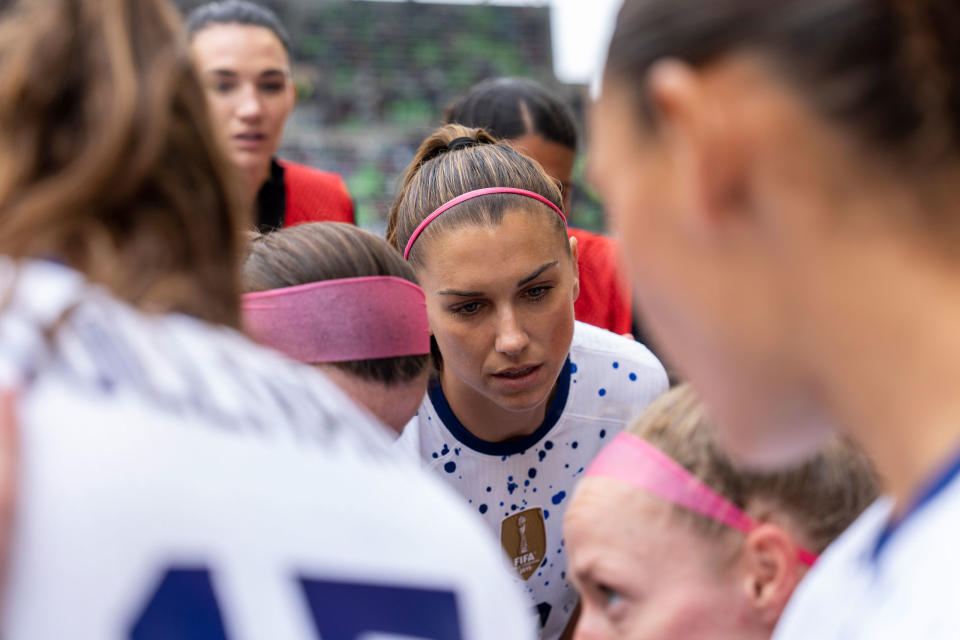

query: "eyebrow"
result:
(517, 260), (558, 287)
(206, 69), (289, 78)
(437, 261), (559, 297)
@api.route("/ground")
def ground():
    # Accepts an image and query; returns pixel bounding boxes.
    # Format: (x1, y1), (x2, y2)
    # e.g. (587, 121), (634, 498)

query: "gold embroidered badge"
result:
(501, 507), (547, 581)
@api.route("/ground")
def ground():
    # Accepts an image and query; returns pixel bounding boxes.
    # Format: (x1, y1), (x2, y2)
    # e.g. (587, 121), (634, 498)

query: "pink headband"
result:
(586, 432), (819, 566)
(241, 276), (431, 364)
(403, 187), (567, 260)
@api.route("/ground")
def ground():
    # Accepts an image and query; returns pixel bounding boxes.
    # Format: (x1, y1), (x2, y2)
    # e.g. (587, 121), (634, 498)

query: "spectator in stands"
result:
(445, 77), (633, 336)
(187, 0), (354, 231)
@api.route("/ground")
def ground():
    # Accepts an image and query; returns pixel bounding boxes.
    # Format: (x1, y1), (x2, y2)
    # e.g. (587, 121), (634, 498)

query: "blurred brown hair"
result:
(629, 384), (879, 554)
(0, 0), (244, 326)
(607, 0), (960, 167)
(243, 222), (429, 384)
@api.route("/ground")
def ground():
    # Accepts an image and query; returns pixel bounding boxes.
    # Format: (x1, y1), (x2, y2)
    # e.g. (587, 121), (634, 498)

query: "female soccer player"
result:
(186, 0), (354, 230)
(565, 385), (877, 640)
(242, 222), (431, 433)
(445, 78), (634, 335)
(0, 1), (534, 636)
(591, 0), (960, 636)
(387, 124), (669, 639)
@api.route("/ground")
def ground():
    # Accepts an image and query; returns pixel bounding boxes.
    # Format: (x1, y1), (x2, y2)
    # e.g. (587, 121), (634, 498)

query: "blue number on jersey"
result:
(130, 568), (227, 640)
(301, 577), (462, 640)
(129, 567), (463, 639)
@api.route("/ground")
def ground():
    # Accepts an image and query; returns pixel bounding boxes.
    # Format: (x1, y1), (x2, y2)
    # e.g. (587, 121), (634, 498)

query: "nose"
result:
(494, 306), (530, 356)
(236, 83), (263, 121)
(572, 609), (606, 640)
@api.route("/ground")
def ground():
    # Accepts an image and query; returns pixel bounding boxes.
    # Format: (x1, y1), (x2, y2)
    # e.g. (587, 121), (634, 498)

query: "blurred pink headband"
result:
(403, 187), (567, 260)
(242, 276), (430, 364)
(587, 432), (818, 567)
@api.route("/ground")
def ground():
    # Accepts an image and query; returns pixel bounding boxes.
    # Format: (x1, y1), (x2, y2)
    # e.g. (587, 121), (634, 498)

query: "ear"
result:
(645, 59), (749, 236)
(568, 235), (581, 303)
(738, 523), (804, 630)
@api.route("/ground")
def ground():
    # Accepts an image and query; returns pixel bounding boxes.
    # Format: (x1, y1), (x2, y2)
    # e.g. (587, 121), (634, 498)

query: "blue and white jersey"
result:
(774, 461), (960, 639)
(0, 259), (533, 640)
(398, 321), (668, 640)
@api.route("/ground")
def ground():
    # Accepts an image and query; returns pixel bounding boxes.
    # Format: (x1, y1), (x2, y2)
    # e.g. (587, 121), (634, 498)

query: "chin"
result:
(708, 389), (836, 472)
(488, 383), (555, 414)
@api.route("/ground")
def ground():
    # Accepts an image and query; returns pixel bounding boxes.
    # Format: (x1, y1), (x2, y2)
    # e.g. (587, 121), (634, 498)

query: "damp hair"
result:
(443, 77), (579, 151)
(242, 222), (430, 385)
(385, 123), (567, 268)
(185, 0), (292, 55)
(606, 0), (960, 166)
(628, 384), (879, 555)
(0, 0), (244, 326)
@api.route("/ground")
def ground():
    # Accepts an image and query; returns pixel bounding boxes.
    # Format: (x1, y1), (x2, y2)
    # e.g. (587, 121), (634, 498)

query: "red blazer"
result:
(279, 159), (354, 226)
(568, 227), (633, 335)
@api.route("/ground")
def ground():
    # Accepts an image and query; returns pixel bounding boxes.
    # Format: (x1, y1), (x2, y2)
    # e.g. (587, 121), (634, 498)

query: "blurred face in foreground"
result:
(588, 58), (849, 469)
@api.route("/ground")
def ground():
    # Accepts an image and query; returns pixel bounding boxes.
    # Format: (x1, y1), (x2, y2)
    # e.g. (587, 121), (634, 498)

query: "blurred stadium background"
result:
(174, 0), (620, 233)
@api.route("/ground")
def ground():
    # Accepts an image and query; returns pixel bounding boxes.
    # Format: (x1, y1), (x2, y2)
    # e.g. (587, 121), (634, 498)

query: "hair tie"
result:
(242, 276), (430, 364)
(447, 136), (479, 152)
(403, 187), (567, 260)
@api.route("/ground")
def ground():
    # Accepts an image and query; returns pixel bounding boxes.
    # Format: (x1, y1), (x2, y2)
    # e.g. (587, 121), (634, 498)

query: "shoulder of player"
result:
(570, 321), (666, 379)
(277, 160), (350, 201)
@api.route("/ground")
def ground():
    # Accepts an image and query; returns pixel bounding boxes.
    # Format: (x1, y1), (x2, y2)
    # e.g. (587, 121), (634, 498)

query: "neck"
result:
(243, 161), (272, 205)
(439, 369), (554, 442)
(798, 236), (960, 512)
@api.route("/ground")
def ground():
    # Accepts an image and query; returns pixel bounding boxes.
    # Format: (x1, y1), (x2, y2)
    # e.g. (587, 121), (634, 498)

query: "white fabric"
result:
(398, 321), (668, 639)
(774, 476), (960, 639)
(0, 259), (533, 640)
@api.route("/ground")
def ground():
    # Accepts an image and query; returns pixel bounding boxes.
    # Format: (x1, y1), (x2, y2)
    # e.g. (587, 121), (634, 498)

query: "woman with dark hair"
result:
(186, 0), (354, 231)
(445, 77), (634, 336)
(0, 1), (534, 636)
(591, 0), (960, 636)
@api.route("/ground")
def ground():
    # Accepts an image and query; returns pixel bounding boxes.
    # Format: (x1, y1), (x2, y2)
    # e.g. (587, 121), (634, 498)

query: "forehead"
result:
(417, 209), (567, 289)
(566, 478), (720, 579)
(511, 134), (576, 184)
(190, 23), (289, 70)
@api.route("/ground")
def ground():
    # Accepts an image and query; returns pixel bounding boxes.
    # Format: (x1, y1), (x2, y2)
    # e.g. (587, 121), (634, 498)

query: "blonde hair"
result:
(629, 384), (878, 553)
(0, 0), (244, 326)
(385, 124), (567, 266)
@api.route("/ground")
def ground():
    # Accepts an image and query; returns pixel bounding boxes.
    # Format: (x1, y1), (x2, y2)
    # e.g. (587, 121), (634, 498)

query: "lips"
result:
(232, 132), (267, 149)
(495, 365), (539, 378)
(491, 363), (544, 390)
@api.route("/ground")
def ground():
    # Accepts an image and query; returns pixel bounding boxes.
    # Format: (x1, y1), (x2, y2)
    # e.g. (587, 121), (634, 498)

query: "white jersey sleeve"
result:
(774, 475), (960, 640)
(398, 322), (668, 640)
(0, 259), (534, 640)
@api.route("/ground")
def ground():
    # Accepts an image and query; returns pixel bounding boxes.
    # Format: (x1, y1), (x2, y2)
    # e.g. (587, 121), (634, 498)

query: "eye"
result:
(259, 81), (287, 94)
(212, 81), (236, 94)
(524, 285), (553, 301)
(599, 584), (624, 609)
(451, 301), (483, 317)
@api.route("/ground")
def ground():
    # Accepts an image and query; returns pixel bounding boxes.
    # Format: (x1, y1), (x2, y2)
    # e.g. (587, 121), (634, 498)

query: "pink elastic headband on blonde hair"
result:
(586, 432), (819, 566)
(403, 187), (567, 260)
(242, 276), (431, 364)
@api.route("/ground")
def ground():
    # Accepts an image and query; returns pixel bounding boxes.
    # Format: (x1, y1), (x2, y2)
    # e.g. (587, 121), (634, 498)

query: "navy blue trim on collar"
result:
(872, 444), (960, 561)
(428, 358), (571, 457)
